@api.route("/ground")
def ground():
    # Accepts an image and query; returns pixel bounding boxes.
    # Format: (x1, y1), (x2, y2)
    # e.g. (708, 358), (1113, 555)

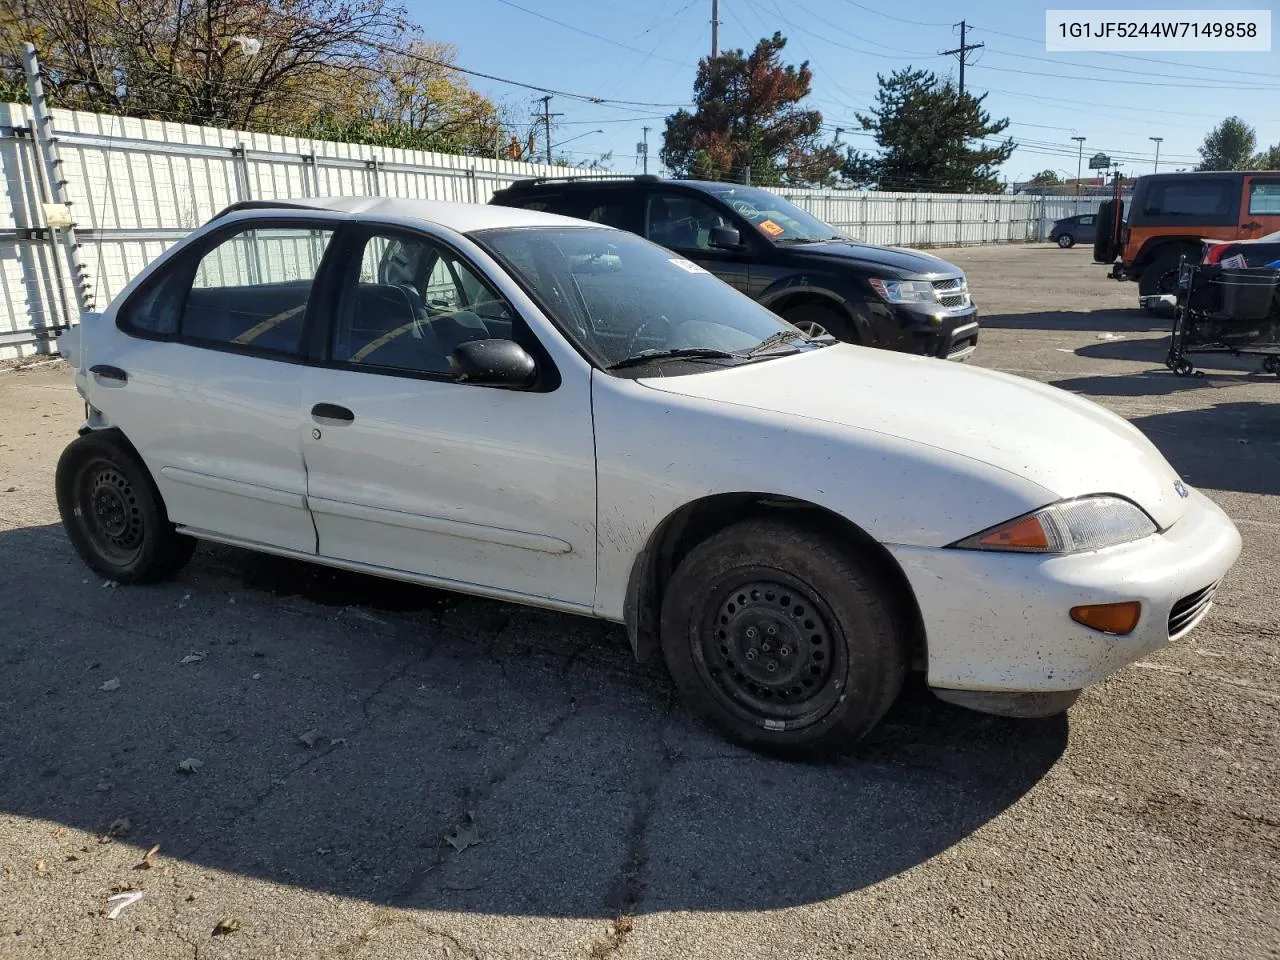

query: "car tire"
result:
(55, 431), (196, 584)
(1139, 250), (1192, 316)
(783, 303), (857, 343)
(659, 517), (908, 757)
(1057, 233), (1075, 248)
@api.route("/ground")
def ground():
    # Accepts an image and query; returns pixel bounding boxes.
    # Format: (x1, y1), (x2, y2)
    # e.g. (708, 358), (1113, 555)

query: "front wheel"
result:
(1057, 233), (1075, 248)
(660, 518), (908, 757)
(783, 303), (856, 343)
(55, 432), (195, 583)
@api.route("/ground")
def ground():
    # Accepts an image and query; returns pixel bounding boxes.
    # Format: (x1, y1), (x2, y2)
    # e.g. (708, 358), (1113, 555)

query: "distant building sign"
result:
(1088, 152), (1112, 170)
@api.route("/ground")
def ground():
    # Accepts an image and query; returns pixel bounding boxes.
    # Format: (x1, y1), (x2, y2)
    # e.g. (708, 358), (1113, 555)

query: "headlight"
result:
(952, 496), (1158, 554)
(868, 278), (937, 304)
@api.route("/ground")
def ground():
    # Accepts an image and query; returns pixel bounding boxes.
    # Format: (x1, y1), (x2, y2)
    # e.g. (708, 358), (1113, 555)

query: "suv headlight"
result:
(951, 496), (1158, 554)
(868, 278), (936, 304)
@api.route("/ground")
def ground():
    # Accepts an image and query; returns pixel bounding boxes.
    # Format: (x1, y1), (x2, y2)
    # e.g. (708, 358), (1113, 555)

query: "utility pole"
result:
(1071, 136), (1086, 187)
(537, 95), (562, 165)
(940, 20), (984, 98)
(1149, 136), (1163, 173)
(641, 126), (650, 175)
(711, 0), (720, 57)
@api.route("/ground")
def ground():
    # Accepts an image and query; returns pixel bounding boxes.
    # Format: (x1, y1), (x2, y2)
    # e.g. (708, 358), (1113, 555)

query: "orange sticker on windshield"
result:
(758, 219), (784, 237)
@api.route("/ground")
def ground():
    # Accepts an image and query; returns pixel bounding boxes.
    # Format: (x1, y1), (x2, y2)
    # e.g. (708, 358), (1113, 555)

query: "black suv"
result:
(490, 176), (979, 360)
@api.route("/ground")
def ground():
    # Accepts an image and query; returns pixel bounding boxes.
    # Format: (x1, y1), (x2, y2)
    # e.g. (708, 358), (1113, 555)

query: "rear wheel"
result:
(55, 432), (195, 583)
(1139, 250), (1193, 316)
(783, 303), (857, 343)
(659, 517), (908, 757)
(1057, 233), (1075, 249)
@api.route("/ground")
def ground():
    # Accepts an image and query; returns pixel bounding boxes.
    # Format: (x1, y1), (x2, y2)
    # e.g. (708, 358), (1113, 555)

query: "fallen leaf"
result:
(329, 737), (347, 747)
(185, 892), (198, 902)
(107, 817), (132, 838)
(101, 580), (119, 589)
(35, 859), (45, 874)
(176, 758), (203, 774)
(52, 827), (65, 838)
(212, 917), (241, 936)
(444, 821), (481, 853)
(298, 729), (323, 748)
(65, 854), (79, 862)
(95, 781), (112, 792)
(179, 653), (205, 664)
(99, 677), (121, 692)
(134, 844), (160, 870)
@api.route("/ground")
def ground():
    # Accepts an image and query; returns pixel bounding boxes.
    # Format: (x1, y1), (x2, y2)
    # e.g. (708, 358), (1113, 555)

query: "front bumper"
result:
(887, 487), (1241, 693)
(887, 303), (980, 360)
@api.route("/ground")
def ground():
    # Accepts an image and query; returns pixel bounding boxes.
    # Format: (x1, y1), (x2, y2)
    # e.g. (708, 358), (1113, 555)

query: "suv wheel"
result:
(1139, 249), (1193, 316)
(783, 303), (855, 343)
(659, 517), (908, 757)
(56, 432), (196, 583)
(1057, 233), (1075, 248)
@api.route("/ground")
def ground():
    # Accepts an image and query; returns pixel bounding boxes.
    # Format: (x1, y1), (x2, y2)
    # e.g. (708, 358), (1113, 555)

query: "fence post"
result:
(468, 166), (479, 204)
(230, 144), (252, 201)
(744, 165), (751, 186)
(365, 157), (381, 196)
(23, 42), (93, 320)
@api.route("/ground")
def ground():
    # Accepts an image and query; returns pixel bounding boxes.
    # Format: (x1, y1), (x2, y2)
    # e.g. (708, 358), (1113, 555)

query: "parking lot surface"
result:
(1, 244), (1277, 959)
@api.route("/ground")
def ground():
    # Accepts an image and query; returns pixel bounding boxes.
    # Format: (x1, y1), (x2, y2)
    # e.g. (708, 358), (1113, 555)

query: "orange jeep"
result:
(1095, 170), (1280, 311)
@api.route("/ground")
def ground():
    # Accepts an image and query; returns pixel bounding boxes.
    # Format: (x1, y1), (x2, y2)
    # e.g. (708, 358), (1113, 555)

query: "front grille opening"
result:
(1168, 581), (1219, 638)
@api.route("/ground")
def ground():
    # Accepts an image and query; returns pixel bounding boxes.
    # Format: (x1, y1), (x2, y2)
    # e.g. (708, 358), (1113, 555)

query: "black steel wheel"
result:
(660, 516), (908, 757)
(56, 431), (195, 583)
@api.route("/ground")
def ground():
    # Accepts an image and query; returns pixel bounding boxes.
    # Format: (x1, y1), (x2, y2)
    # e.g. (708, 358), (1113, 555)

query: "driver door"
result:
(643, 190), (752, 294)
(300, 226), (598, 607)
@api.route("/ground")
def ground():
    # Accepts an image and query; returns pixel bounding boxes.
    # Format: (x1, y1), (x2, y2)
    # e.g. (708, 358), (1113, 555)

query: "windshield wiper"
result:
(744, 329), (809, 357)
(607, 347), (742, 370)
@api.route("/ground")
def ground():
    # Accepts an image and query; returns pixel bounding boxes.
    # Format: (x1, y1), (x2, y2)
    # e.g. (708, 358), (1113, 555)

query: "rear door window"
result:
(1248, 180), (1280, 215)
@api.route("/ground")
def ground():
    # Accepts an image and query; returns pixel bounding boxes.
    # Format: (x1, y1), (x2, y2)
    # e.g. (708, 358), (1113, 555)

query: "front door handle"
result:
(311, 402), (354, 424)
(89, 364), (128, 383)
(1243, 221), (1262, 230)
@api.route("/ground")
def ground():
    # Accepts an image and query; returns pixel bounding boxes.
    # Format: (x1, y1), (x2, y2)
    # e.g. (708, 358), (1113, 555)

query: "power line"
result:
(485, 0), (694, 67)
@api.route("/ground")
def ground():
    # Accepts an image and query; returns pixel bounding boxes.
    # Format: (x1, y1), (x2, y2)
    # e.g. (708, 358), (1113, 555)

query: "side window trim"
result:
(324, 223), (561, 392)
(117, 217), (346, 364)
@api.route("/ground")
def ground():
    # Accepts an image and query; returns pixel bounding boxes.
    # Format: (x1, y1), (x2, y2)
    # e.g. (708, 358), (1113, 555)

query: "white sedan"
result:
(55, 197), (1241, 756)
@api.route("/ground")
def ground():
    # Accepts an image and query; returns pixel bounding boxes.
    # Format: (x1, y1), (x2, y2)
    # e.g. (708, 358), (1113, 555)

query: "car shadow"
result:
(1128, 401), (1280, 497)
(0, 523), (1067, 918)
(981, 308), (1167, 334)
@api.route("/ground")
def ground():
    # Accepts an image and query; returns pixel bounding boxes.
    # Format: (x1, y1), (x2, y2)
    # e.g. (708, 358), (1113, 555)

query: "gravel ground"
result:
(0, 243), (1276, 960)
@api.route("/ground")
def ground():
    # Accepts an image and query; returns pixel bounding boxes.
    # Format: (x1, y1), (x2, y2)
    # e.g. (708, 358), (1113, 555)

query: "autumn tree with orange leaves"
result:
(660, 33), (839, 186)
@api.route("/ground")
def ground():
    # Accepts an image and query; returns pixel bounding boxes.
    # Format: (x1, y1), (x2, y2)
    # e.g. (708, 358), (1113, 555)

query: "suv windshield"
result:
(475, 226), (818, 371)
(700, 184), (845, 242)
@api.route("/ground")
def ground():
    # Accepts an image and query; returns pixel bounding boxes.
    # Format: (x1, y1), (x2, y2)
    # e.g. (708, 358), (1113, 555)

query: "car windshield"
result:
(475, 226), (820, 371)
(700, 184), (846, 242)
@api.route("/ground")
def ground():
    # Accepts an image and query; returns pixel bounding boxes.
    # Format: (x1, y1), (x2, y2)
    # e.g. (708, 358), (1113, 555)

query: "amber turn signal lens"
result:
(977, 515), (1049, 550)
(1070, 601), (1142, 635)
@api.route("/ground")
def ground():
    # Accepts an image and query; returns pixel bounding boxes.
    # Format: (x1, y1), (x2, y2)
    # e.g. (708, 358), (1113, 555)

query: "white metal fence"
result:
(0, 100), (1119, 359)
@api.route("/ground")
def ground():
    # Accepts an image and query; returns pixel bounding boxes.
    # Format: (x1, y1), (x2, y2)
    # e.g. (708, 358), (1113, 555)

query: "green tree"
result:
(1028, 170), (1062, 186)
(661, 33), (839, 186)
(1197, 116), (1257, 171)
(1250, 144), (1280, 170)
(842, 68), (1014, 193)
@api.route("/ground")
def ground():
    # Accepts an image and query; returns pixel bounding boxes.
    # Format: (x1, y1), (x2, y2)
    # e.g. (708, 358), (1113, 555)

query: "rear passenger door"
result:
(92, 219), (339, 553)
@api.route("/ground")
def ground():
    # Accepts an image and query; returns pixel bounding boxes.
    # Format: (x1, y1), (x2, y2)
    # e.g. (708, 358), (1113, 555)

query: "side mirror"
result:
(708, 225), (742, 250)
(451, 339), (537, 388)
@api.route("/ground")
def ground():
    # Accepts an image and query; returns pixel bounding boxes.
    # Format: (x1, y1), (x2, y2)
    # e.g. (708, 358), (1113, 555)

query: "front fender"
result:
(758, 280), (873, 340)
(590, 373), (1053, 621)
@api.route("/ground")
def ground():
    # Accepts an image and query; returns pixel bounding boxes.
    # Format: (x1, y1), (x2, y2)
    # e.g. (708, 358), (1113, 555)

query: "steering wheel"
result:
(625, 314), (674, 357)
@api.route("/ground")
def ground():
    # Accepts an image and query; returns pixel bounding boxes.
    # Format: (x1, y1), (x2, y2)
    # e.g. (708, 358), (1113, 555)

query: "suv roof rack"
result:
(498, 173), (661, 191)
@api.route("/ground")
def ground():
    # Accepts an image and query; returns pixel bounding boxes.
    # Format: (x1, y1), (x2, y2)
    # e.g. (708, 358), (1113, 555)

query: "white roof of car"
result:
(229, 196), (597, 233)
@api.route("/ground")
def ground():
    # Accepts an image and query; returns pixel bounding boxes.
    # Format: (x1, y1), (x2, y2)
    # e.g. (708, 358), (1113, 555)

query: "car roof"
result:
(214, 196), (601, 233)
(496, 176), (738, 195)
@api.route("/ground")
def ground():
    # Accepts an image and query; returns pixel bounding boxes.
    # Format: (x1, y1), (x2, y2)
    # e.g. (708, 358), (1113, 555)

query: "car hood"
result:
(638, 345), (1188, 530)
(788, 240), (964, 278)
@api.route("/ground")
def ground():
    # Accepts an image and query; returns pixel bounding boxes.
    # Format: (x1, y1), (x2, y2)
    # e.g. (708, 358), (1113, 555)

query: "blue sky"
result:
(406, 0), (1280, 182)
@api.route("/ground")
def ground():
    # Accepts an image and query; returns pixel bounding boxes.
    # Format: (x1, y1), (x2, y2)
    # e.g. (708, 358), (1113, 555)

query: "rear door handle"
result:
(1243, 221), (1262, 230)
(311, 402), (354, 423)
(89, 364), (128, 383)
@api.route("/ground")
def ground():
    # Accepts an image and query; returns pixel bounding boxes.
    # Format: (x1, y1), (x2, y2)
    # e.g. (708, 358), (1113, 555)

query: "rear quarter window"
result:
(1141, 179), (1234, 218)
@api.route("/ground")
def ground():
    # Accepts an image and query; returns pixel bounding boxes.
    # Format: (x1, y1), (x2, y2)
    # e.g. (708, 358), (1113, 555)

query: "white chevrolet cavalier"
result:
(56, 198), (1241, 756)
